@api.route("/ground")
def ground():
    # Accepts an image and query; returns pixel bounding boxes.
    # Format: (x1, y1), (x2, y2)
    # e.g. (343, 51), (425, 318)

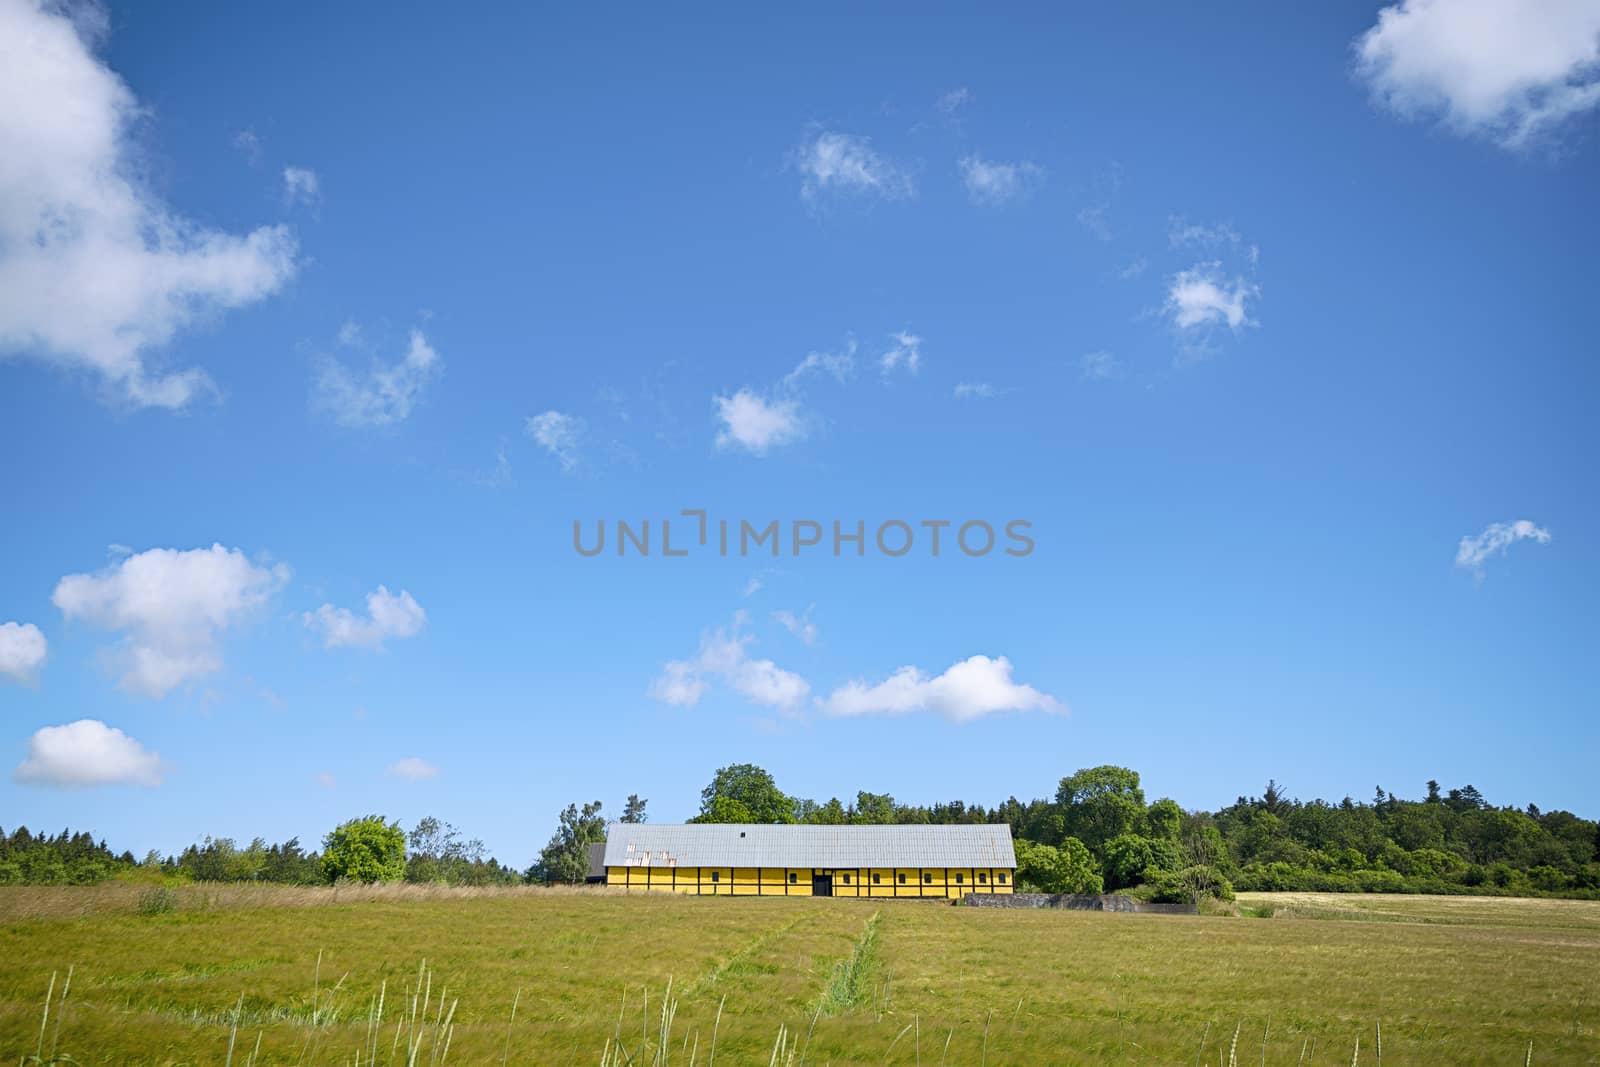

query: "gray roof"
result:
(601, 823), (1015, 869)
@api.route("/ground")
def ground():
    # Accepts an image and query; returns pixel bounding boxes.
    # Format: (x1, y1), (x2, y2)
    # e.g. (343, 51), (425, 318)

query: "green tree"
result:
(530, 801), (605, 884)
(809, 798), (848, 825)
(1055, 766), (1147, 855)
(1146, 798), (1184, 841)
(852, 791), (897, 824)
(694, 763), (792, 823)
(1015, 838), (1104, 895)
(321, 816), (406, 884)
(621, 795), (648, 824)
(1102, 833), (1182, 890)
(696, 795), (756, 823)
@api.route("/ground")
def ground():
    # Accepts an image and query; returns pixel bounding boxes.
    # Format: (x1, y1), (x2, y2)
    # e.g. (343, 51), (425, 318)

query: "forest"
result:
(3, 766), (1595, 901)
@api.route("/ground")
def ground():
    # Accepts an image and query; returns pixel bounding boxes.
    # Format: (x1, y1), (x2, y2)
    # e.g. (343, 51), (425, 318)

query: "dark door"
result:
(812, 873), (833, 897)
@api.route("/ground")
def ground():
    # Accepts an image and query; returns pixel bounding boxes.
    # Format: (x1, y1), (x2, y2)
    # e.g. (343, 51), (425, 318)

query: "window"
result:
(872, 873), (881, 885)
(955, 873), (963, 884)
(998, 872), (1007, 884)
(710, 871), (719, 883)
(897, 873), (906, 885)
(979, 873), (988, 884)
(923, 873), (932, 884)
(788, 872), (797, 884)
(842, 873), (851, 884)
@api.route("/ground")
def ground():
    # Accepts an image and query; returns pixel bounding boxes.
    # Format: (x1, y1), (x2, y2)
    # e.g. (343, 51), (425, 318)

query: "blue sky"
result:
(1, 0), (1596, 862)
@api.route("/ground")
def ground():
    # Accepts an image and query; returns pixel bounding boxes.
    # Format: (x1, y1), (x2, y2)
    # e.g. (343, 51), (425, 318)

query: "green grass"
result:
(1, 886), (1596, 1064)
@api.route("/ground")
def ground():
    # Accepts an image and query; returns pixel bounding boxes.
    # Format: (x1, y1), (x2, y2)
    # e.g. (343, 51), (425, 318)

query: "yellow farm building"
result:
(602, 823), (1017, 898)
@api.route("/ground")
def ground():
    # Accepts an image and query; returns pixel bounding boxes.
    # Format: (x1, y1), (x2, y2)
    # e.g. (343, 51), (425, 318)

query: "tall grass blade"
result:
(707, 994), (724, 1067)
(48, 965), (72, 1060)
(882, 1022), (915, 1065)
(224, 990), (243, 1067)
(502, 987), (521, 1067)
(34, 971), (55, 1061)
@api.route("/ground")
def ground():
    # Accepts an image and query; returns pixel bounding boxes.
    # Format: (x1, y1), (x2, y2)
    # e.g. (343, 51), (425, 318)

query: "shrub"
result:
(1147, 864), (1234, 904)
(1015, 838), (1103, 895)
(136, 885), (177, 916)
(322, 816), (406, 884)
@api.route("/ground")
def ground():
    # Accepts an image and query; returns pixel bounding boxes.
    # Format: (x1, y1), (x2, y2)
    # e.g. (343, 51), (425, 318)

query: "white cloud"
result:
(0, 621), (47, 684)
(1080, 351), (1123, 381)
(651, 616), (810, 711)
(1077, 203), (1112, 241)
(282, 166), (320, 207)
(1455, 519), (1552, 572)
(52, 544), (289, 697)
(1168, 218), (1244, 249)
(784, 341), (856, 387)
(0, 2), (297, 408)
(1355, 0), (1600, 148)
(773, 607), (818, 646)
(879, 330), (923, 377)
(714, 388), (804, 454)
(953, 382), (1003, 399)
(958, 155), (1043, 206)
(1118, 258), (1148, 280)
(304, 585), (425, 650)
(473, 444), (513, 489)
(821, 654), (1064, 723)
(14, 719), (165, 787)
(1166, 262), (1259, 331)
(232, 128), (261, 165)
(793, 129), (914, 201)
(314, 327), (441, 427)
(716, 342), (857, 455)
(742, 575), (765, 597)
(526, 410), (584, 471)
(937, 87), (972, 115)
(388, 757), (439, 781)
(649, 659), (710, 707)
(315, 771), (336, 790)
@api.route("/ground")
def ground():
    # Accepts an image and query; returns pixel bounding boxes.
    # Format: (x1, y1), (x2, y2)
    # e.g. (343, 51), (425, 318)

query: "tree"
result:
(694, 763), (792, 823)
(1015, 838), (1103, 895)
(621, 795), (649, 824)
(321, 816), (406, 884)
(262, 837), (322, 885)
(1102, 833), (1182, 890)
(1148, 864), (1234, 905)
(530, 801), (605, 884)
(809, 798), (848, 825)
(852, 791), (897, 824)
(697, 795), (756, 823)
(1055, 766), (1147, 855)
(1146, 798), (1184, 841)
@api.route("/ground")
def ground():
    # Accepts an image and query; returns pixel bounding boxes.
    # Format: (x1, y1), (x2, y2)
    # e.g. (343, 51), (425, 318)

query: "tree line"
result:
(3, 770), (1595, 901)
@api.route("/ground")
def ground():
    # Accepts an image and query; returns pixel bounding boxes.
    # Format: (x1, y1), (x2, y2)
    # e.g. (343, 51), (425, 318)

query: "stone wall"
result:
(961, 892), (1197, 915)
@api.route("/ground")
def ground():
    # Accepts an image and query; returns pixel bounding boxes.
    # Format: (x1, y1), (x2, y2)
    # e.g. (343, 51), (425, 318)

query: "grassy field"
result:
(1, 886), (1595, 1065)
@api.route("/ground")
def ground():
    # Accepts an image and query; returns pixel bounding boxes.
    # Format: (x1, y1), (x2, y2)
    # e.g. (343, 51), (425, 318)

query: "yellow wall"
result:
(606, 865), (1014, 898)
